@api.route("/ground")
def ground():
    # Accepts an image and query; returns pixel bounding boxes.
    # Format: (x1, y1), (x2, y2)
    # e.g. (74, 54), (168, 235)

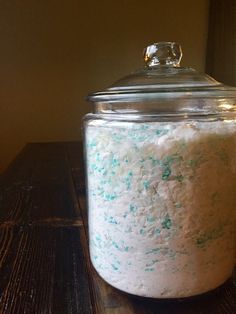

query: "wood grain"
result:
(0, 143), (92, 314)
(0, 226), (92, 314)
(0, 142), (82, 224)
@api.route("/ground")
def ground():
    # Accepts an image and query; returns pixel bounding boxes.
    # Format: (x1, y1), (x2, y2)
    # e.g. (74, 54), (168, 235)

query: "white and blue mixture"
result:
(85, 118), (236, 298)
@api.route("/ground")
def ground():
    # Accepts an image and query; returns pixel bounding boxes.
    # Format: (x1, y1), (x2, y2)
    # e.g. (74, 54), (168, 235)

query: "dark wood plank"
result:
(0, 142), (92, 313)
(0, 225), (92, 314)
(67, 142), (236, 314)
(66, 142), (87, 228)
(0, 142), (82, 224)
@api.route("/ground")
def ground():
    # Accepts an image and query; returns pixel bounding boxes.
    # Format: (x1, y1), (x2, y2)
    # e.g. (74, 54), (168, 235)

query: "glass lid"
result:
(87, 42), (236, 103)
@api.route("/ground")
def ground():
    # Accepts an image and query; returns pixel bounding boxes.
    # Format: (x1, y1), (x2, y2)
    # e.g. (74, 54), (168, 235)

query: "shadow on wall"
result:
(206, 0), (236, 86)
(0, 0), (209, 173)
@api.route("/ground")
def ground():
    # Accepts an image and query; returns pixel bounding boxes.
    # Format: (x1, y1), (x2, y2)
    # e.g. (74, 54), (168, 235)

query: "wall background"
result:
(0, 0), (209, 172)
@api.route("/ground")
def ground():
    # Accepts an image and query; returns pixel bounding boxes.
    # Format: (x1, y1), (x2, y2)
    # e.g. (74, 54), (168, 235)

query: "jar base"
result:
(92, 262), (234, 299)
(117, 276), (234, 301)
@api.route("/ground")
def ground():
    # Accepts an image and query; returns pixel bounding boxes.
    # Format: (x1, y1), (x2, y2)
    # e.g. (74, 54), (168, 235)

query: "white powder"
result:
(85, 118), (236, 298)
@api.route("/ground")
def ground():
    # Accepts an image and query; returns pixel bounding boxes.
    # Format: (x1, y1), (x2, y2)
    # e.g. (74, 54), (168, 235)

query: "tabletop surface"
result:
(0, 142), (235, 314)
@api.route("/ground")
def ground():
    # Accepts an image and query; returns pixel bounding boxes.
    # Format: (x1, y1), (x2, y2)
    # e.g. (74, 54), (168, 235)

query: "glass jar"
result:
(83, 42), (236, 298)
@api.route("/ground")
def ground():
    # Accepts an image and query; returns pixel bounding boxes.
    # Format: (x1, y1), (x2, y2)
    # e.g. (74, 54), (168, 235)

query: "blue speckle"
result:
(91, 163), (98, 171)
(161, 154), (183, 180)
(94, 235), (102, 248)
(156, 129), (169, 136)
(162, 166), (171, 180)
(95, 152), (101, 161)
(143, 180), (150, 190)
(140, 124), (149, 130)
(105, 215), (118, 224)
(147, 215), (155, 223)
(104, 193), (117, 201)
(146, 259), (159, 267)
(146, 248), (160, 255)
(145, 268), (154, 272)
(111, 264), (119, 270)
(102, 170), (107, 176)
(112, 241), (130, 252)
(151, 158), (160, 166)
(140, 228), (146, 235)
(161, 214), (172, 229)
(124, 171), (133, 190)
(87, 140), (97, 148)
(111, 157), (120, 167)
(112, 241), (119, 249)
(129, 204), (137, 213)
(112, 133), (123, 142)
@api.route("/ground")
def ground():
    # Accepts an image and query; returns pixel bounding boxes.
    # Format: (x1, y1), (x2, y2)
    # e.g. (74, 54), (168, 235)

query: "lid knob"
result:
(144, 42), (182, 67)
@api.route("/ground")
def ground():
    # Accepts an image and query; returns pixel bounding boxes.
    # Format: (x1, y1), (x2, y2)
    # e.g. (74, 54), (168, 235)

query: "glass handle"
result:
(144, 42), (182, 67)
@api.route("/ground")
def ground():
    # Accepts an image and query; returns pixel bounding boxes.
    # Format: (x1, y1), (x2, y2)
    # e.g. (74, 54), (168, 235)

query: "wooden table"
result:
(0, 142), (235, 314)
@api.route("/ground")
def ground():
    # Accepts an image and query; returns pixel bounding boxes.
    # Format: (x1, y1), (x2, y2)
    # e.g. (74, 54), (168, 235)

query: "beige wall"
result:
(0, 0), (209, 172)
